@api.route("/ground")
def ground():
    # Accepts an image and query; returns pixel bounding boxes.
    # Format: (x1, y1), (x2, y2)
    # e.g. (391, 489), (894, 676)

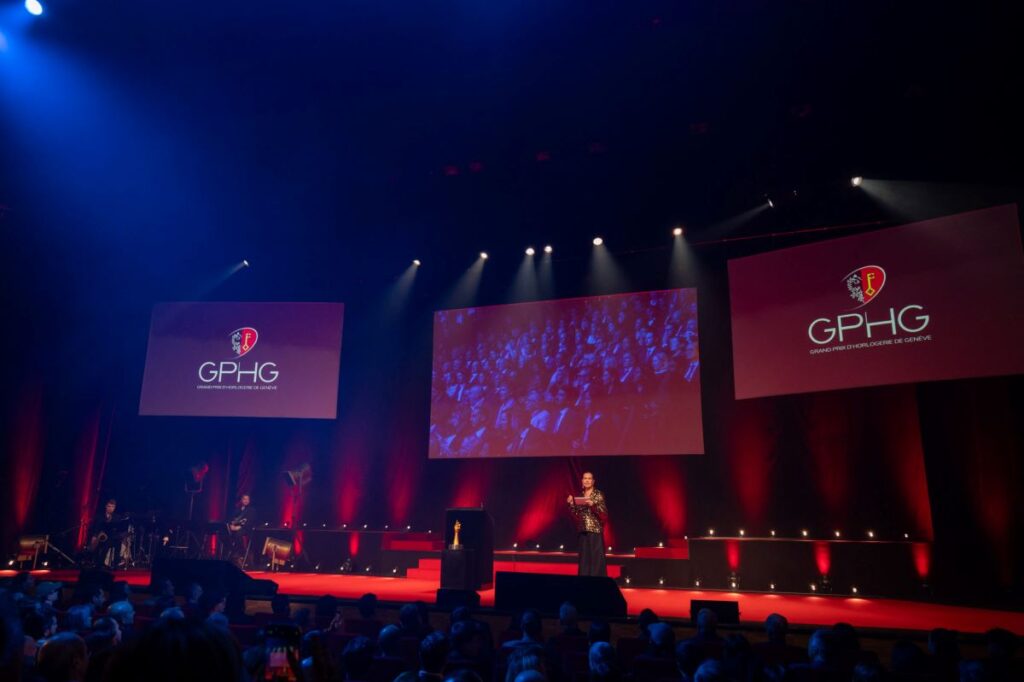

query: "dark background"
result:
(1, 1), (1021, 604)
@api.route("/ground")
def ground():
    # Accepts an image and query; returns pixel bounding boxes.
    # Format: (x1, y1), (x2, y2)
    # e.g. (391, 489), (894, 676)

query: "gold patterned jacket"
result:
(568, 488), (607, 534)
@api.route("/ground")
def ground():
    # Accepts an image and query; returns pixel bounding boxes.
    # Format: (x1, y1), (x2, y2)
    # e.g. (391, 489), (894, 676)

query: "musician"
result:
(88, 499), (123, 568)
(225, 494), (255, 567)
(566, 471), (608, 577)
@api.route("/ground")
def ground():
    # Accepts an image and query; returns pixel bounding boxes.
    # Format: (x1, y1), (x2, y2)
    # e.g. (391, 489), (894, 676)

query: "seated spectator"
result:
(342, 635), (375, 681)
(294, 607), (313, 632)
(890, 639), (927, 679)
(74, 585), (105, 613)
(205, 612), (230, 633)
(505, 643), (545, 682)
(37, 632), (89, 682)
(67, 605), (94, 633)
(346, 594), (382, 638)
(751, 613), (805, 668)
(108, 601), (135, 631)
(420, 631), (450, 682)
(589, 641), (619, 682)
(927, 627), (960, 682)
(852, 662), (885, 681)
(985, 628), (1021, 681)
(84, 617), (120, 682)
(158, 606), (185, 622)
(315, 594), (340, 629)
(721, 634), (757, 682)
(182, 583), (203, 617)
(557, 602), (585, 639)
(681, 609), (722, 660)
(104, 615), (245, 682)
(675, 640), (705, 682)
(109, 581), (131, 605)
(588, 620), (610, 645)
(378, 624), (403, 658)
(788, 629), (843, 681)
(145, 579), (176, 613)
(36, 582), (63, 609)
(400, 603), (429, 640)
(692, 659), (726, 682)
(503, 610), (543, 650)
(832, 622), (876, 674)
(514, 671), (544, 682)
(633, 623), (677, 681)
(636, 609), (659, 641)
(196, 592), (226, 622)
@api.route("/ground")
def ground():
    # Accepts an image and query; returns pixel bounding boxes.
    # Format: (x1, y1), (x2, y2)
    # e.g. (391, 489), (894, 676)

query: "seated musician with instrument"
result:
(225, 493), (255, 567)
(88, 499), (127, 568)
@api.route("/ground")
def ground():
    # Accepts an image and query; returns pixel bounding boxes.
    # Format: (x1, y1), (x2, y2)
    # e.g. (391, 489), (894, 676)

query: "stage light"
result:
(413, 259), (421, 266)
(6, 560), (12, 567)
(834, 530), (841, 538)
(535, 543), (541, 550)
(302, 523), (307, 528)
(544, 245), (553, 254)
(769, 583), (776, 591)
(25, 0), (43, 16)
(480, 252), (489, 260)
(321, 523), (326, 528)
(739, 529), (745, 536)
(592, 237), (603, 246)
(512, 542), (518, 549)
(867, 530), (874, 538)
(363, 524), (368, 529)
(559, 544), (564, 550)
(851, 176), (863, 187)
(315, 564), (321, 571)
(342, 524), (347, 529)
(42, 561), (48, 567)
(694, 579), (701, 587)
(810, 583), (817, 592)
(264, 522), (269, 527)
(708, 528), (715, 536)
(658, 577), (665, 586)
(801, 529), (809, 537)
(525, 247), (535, 256)
(730, 580), (737, 589)
(903, 533), (909, 539)
(607, 546), (612, 552)
(673, 226), (684, 237)
(242, 259), (250, 268)
(851, 586), (858, 594)
(384, 525), (389, 529)
(365, 566), (371, 572)
(658, 541), (664, 548)
(767, 198), (775, 208)
(392, 567), (398, 574)
(625, 577), (631, 585)
(406, 525), (412, 530)
(770, 530), (776, 537)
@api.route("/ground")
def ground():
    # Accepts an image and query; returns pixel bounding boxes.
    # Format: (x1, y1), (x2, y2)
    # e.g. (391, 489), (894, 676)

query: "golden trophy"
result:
(451, 520), (462, 549)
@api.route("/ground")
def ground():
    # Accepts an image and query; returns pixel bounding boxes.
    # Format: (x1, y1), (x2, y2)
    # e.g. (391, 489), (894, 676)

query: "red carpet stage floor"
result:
(8, 569), (1023, 635)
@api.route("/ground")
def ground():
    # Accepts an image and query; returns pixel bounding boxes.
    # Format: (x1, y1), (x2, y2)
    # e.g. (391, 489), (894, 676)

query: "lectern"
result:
(440, 507), (494, 590)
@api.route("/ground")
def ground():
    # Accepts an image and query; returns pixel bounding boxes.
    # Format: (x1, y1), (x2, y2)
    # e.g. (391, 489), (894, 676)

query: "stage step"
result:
(406, 557), (621, 580)
(634, 539), (689, 559)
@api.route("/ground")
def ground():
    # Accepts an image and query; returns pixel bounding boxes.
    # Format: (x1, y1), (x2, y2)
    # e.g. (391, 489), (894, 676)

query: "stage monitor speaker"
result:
(690, 599), (739, 625)
(150, 558), (278, 597)
(495, 571), (626, 618)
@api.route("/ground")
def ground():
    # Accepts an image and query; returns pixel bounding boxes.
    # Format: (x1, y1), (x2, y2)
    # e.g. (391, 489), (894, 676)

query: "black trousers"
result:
(578, 532), (607, 577)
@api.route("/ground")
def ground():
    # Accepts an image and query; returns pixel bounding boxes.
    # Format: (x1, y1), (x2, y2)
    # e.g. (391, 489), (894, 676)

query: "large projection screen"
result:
(429, 289), (704, 458)
(139, 302), (345, 419)
(728, 204), (1024, 399)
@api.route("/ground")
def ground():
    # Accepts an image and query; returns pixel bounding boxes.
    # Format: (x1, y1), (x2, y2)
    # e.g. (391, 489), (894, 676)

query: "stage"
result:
(7, 568), (1023, 635)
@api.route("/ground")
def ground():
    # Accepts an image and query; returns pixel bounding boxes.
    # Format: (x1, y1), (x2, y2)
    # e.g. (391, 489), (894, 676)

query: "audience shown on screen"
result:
(430, 290), (700, 457)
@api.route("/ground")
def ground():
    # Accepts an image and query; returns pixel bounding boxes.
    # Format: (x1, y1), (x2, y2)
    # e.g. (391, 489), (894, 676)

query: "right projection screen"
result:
(728, 204), (1024, 399)
(429, 289), (704, 458)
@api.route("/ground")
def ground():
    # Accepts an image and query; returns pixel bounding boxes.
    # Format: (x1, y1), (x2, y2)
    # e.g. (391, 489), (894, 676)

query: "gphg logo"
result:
(808, 305), (930, 345)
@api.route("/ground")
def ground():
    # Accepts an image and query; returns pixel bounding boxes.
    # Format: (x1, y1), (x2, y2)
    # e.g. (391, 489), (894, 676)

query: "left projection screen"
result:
(429, 289), (704, 458)
(139, 302), (345, 419)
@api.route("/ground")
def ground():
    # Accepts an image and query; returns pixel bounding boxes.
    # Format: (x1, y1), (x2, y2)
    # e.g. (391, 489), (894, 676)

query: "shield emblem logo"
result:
(843, 265), (886, 308)
(230, 327), (259, 357)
